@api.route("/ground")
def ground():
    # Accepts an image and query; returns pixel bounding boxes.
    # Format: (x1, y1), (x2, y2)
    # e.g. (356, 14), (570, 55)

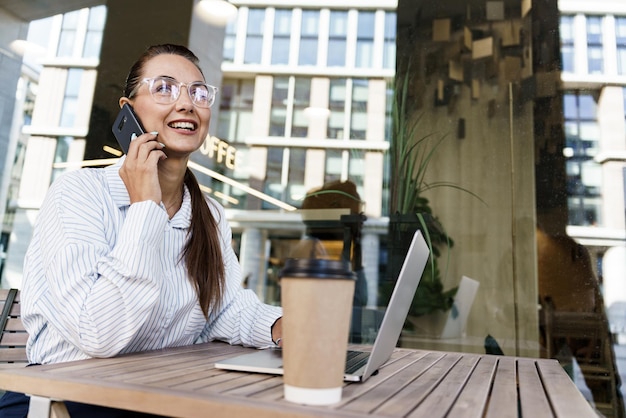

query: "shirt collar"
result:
(105, 157), (192, 229)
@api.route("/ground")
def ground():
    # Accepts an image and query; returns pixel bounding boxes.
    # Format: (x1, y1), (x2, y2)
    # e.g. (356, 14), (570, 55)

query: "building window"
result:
(57, 10), (80, 57)
(586, 16), (603, 74)
(292, 78), (311, 138)
(263, 147), (285, 208)
(269, 76), (311, 138)
(287, 148), (306, 205)
(617, 17), (626, 75)
(217, 79), (255, 143)
(560, 15), (575, 73)
(324, 149), (343, 183)
(383, 12), (397, 70)
(563, 92), (602, 226)
(51, 136), (74, 182)
(82, 6), (106, 58)
(327, 79), (368, 140)
(327, 11), (348, 67)
(350, 79), (368, 139)
(223, 19), (237, 63)
(270, 77), (289, 137)
(59, 69), (83, 127)
(271, 9), (292, 65)
(244, 8), (265, 64)
(355, 11), (375, 68)
(299, 10), (319, 66)
(328, 79), (347, 139)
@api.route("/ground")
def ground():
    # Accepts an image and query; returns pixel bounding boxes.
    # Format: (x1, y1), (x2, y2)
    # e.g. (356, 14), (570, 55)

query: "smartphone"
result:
(112, 103), (145, 154)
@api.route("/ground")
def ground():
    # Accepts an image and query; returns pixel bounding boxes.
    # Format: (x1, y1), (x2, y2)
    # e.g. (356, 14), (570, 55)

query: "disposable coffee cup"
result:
(279, 258), (356, 406)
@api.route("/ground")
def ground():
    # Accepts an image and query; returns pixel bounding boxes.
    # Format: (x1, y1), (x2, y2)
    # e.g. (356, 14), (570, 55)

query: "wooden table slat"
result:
(484, 357), (518, 418)
(445, 355), (499, 418)
(517, 358), (554, 418)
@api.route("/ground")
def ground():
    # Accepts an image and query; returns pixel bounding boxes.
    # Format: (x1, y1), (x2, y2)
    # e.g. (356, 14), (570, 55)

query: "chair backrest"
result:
(0, 289), (28, 367)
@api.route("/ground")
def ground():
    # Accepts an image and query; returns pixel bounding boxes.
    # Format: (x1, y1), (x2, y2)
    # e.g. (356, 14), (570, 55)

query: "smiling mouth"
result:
(168, 121), (197, 131)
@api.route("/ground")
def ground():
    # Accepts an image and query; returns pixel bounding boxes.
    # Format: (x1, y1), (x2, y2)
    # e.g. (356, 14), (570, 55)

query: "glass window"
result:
(324, 149), (343, 183)
(217, 79), (255, 143)
(383, 12), (397, 69)
(244, 8), (265, 64)
(59, 69), (83, 127)
(586, 16), (603, 74)
(560, 16), (575, 72)
(299, 10), (319, 66)
(348, 149), (365, 193)
(356, 11), (375, 68)
(262, 147), (285, 209)
(292, 78), (311, 138)
(82, 6), (106, 58)
(327, 11), (348, 67)
(57, 10), (80, 57)
(269, 76), (311, 138)
(270, 77), (289, 136)
(385, 82), (393, 141)
(271, 9), (292, 65)
(617, 18), (626, 75)
(328, 79), (347, 139)
(51, 136), (74, 182)
(562, 92), (602, 226)
(287, 148), (306, 206)
(350, 79), (368, 139)
(223, 19), (237, 63)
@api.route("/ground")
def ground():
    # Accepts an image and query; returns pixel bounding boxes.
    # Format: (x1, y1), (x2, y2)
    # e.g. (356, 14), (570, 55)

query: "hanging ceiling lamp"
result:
(195, 0), (238, 26)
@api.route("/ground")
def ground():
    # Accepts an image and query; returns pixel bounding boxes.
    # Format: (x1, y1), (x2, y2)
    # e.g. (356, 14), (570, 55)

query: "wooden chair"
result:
(0, 288), (28, 368)
(541, 296), (624, 418)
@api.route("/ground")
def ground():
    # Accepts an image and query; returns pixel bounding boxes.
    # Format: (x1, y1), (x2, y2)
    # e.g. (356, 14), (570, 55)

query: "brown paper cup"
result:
(280, 258), (355, 405)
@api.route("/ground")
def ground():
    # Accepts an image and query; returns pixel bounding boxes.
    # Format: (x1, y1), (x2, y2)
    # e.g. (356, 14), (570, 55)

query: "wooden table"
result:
(0, 342), (598, 418)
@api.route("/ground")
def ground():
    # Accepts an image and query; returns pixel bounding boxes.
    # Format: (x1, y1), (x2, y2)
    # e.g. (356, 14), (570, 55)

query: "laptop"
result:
(215, 230), (429, 382)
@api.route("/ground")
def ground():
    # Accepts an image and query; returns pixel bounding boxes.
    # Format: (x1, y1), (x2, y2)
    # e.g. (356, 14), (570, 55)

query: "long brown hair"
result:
(123, 44), (225, 318)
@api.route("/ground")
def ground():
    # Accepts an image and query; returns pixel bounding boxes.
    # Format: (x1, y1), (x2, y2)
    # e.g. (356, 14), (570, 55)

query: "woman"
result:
(0, 44), (282, 417)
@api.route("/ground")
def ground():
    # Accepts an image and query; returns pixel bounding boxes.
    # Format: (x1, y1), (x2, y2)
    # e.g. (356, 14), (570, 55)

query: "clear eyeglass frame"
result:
(128, 76), (218, 108)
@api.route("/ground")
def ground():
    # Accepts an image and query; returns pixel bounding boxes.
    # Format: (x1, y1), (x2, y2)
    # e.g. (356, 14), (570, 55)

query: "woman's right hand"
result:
(118, 132), (166, 205)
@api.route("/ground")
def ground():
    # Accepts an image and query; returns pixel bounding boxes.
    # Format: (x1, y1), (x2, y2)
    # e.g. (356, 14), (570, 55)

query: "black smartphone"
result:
(112, 103), (145, 154)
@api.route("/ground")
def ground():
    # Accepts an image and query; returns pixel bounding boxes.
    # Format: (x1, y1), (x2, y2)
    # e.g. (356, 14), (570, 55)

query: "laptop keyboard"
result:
(345, 350), (370, 374)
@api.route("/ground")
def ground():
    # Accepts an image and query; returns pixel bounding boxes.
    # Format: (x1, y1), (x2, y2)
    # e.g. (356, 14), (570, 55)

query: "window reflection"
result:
(563, 92), (602, 226)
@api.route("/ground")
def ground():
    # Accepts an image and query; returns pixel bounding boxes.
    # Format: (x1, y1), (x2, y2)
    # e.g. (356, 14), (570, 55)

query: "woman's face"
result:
(122, 54), (211, 157)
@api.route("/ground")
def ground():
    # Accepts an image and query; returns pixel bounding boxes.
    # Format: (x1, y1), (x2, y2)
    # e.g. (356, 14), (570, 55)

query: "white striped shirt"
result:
(21, 158), (282, 364)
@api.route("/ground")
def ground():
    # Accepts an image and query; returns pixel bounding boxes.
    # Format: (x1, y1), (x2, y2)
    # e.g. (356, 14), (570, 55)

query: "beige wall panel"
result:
(31, 68), (67, 126)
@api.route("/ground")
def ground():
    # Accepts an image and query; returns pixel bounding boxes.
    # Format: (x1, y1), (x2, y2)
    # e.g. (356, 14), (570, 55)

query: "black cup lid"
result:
(279, 258), (356, 280)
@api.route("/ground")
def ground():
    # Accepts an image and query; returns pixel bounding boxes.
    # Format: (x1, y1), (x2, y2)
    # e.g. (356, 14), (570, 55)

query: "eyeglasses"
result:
(128, 76), (218, 108)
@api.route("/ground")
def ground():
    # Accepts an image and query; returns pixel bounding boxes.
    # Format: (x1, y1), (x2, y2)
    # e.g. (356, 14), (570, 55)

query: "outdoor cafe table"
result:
(0, 341), (597, 418)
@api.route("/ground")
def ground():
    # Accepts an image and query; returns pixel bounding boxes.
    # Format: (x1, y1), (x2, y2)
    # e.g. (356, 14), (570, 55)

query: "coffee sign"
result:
(199, 136), (238, 169)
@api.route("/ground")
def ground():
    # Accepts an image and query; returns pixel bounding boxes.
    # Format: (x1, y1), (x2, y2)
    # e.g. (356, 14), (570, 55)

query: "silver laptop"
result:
(215, 230), (429, 382)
